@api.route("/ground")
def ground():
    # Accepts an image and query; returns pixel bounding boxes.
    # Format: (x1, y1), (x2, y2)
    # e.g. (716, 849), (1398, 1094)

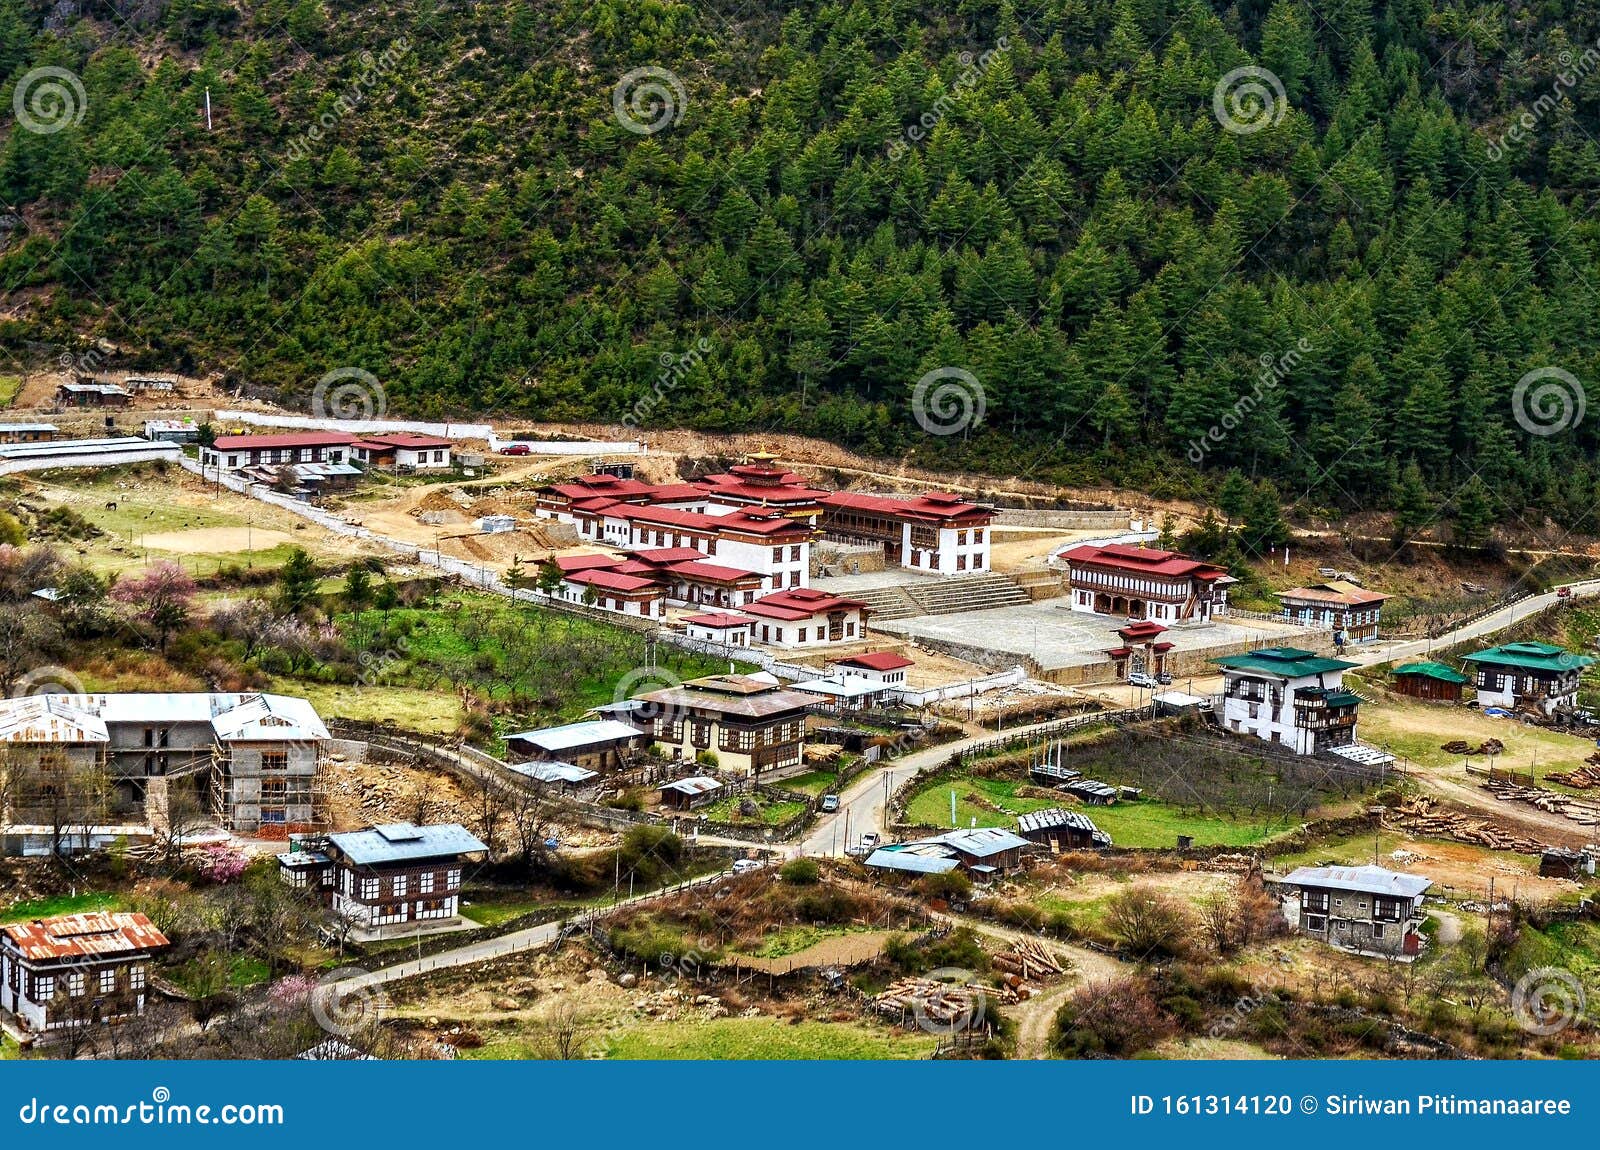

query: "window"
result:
(100, 969), (116, 994)
(1371, 923), (1386, 939)
(974, 529), (984, 543)
(393, 875), (408, 897)
(419, 872), (435, 894)
(360, 877), (380, 900)
(65, 971), (85, 997)
(129, 966), (146, 991)
(35, 976), (54, 1000)
(957, 530), (967, 545)
(798, 628), (807, 643)
(446, 869), (462, 888)
(261, 751), (288, 772)
(790, 545), (801, 561)
(772, 547), (783, 562)
(1306, 915), (1327, 932)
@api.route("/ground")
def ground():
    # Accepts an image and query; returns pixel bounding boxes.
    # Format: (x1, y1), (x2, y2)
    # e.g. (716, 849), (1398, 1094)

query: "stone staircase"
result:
(849, 583), (923, 621)
(904, 572), (1033, 616)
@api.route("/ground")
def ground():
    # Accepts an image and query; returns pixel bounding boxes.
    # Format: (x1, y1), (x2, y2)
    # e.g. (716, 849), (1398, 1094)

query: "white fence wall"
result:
(214, 409), (644, 456)
(0, 444), (182, 476)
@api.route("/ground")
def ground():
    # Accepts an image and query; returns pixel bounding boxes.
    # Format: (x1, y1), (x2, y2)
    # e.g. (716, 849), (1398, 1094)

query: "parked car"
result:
(499, 442), (531, 456)
(820, 794), (840, 813)
(1558, 586), (1574, 600)
(859, 832), (880, 851)
(1127, 671), (1158, 689)
(732, 858), (765, 874)
(1156, 671), (1173, 685)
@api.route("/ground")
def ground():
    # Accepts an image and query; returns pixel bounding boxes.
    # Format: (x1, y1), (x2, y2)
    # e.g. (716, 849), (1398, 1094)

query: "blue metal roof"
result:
(863, 846), (960, 874)
(327, 822), (487, 866)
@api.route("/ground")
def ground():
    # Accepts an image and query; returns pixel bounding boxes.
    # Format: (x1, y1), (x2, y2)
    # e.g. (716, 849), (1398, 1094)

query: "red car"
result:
(499, 443), (531, 456)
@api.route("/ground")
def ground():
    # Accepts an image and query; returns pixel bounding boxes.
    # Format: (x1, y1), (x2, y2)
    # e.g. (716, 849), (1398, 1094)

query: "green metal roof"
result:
(1393, 661), (1469, 684)
(1211, 647), (1358, 678)
(1460, 642), (1593, 673)
(1321, 691), (1362, 707)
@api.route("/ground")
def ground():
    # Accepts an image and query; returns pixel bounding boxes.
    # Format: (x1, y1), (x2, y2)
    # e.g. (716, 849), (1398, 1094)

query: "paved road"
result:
(1346, 578), (1600, 668)
(797, 714), (1127, 858)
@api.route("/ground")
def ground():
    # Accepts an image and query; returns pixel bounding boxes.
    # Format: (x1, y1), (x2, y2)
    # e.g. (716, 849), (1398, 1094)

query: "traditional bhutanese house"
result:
(658, 775), (724, 811)
(1279, 864), (1432, 957)
(534, 472), (663, 527)
(682, 612), (757, 647)
(619, 549), (767, 609)
(295, 822), (488, 929)
(829, 651), (914, 687)
(1211, 647), (1361, 755)
(1461, 642), (1594, 714)
(503, 719), (648, 773)
(693, 455), (827, 521)
(555, 567), (667, 617)
(1103, 619), (1176, 680)
(349, 432), (453, 471)
(57, 381), (132, 407)
(1016, 808), (1111, 851)
(1391, 661), (1468, 702)
(1279, 581), (1390, 644)
(790, 673), (884, 712)
(1062, 543), (1232, 622)
(616, 505), (813, 592)
(632, 674), (812, 777)
(742, 587), (870, 648)
(0, 912), (169, 1033)
(819, 490), (993, 574)
(200, 431), (354, 473)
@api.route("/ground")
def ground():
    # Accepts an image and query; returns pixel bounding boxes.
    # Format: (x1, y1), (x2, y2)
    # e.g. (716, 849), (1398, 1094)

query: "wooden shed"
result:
(1391, 661), (1467, 702)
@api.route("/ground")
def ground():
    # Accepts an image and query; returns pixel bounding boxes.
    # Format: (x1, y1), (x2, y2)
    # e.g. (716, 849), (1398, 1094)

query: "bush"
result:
(913, 870), (972, 901)
(779, 858), (820, 885)
(1103, 887), (1192, 959)
(1052, 975), (1176, 1058)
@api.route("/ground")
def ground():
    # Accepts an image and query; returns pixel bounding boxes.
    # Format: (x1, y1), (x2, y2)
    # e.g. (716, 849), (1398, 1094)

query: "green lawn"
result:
(457, 890), (571, 928)
(780, 770), (844, 797)
(735, 923), (873, 959)
(602, 1017), (937, 1059)
(0, 374), (22, 406)
(1271, 831), (1541, 875)
(0, 891), (120, 923)
(269, 678), (466, 734)
(906, 775), (1284, 848)
(698, 794), (809, 825)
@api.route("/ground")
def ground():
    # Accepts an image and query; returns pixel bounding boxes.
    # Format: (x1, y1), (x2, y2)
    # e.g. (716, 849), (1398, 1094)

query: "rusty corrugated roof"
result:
(0, 912), (169, 961)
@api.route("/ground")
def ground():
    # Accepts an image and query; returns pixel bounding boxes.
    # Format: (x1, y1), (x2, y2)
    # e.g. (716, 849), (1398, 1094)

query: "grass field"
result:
(601, 1018), (937, 1059)
(0, 891), (120, 923)
(699, 794), (809, 826)
(905, 775), (1282, 847)
(734, 923), (874, 959)
(1357, 695), (1598, 787)
(269, 678), (466, 734)
(779, 769), (844, 797)
(0, 374), (22, 406)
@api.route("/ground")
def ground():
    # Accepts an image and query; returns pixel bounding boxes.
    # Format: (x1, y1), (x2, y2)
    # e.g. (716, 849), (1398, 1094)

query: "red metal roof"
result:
(553, 554), (624, 573)
(682, 612), (757, 628)
(834, 651), (914, 672)
(352, 432), (452, 449)
(1062, 543), (1226, 580)
(566, 569), (661, 593)
(743, 587), (868, 620)
(820, 490), (991, 523)
(211, 432), (355, 450)
(621, 504), (810, 537)
(667, 560), (763, 584)
(628, 547), (707, 564)
(1, 912), (169, 961)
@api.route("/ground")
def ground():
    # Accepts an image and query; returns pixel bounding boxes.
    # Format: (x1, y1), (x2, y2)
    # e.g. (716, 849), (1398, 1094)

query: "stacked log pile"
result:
(875, 978), (998, 1025)
(1547, 763), (1600, 789)
(1382, 797), (1549, 853)
(1441, 739), (1504, 756)
(990, 939), (1066, 981)
(1482, 778), (1600, 826)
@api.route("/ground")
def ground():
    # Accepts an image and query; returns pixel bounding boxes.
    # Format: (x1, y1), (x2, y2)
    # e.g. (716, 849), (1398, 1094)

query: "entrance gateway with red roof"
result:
(1060, 543), (1234, 623)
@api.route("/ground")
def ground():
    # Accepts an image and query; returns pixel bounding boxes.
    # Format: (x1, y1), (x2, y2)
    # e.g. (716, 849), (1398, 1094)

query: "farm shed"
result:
(659, 775), (724, 811)
(1391, 661), (1468, 702)
(1016, 808), (1110, 851)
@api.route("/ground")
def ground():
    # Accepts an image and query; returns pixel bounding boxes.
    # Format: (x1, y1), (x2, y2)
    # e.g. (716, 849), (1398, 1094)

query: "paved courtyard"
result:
(874, 600), (1317, 672)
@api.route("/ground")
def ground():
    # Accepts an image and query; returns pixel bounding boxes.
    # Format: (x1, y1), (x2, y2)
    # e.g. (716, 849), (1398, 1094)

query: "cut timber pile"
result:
(1548, 763), (1600, 789)
(1482, 778), (1600, 826)
(1441, 739), (1504, 756)
(1382, 797), (1549, 853)
(876, 978), (1004, 1025)
(990, 938), (1065, 980)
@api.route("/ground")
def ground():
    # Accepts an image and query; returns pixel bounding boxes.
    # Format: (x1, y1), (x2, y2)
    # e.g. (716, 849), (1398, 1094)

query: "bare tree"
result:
(531, 1000), (595, 1060)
